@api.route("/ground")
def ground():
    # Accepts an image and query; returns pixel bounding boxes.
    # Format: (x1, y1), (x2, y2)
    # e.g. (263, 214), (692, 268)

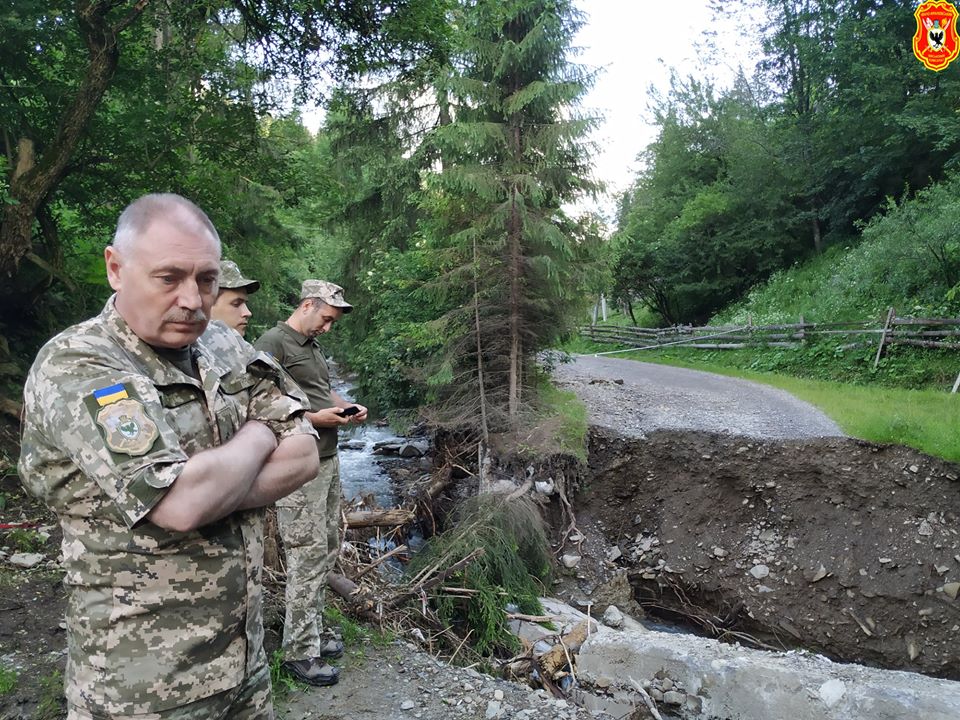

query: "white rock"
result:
(485, 700), (501, 719)
(663, 690), (685, 705)
(944, 582), (960, 600)
(493, 689), (503, 701)
(561, 554), (581, 569)
(602, 605), (624, 629)
(606, 546), (622, 562)
(713, 547), (727, 558)
(9, 552), (45, 569)
(400, 700), (416, 711)
(749, 564), (770, 579)
(818, 679), (846, 707)
(918, 521), (934, 537)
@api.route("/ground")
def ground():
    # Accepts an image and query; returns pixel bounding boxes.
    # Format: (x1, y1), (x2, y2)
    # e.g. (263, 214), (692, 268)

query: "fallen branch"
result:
(538, 619), (591, 678)
(354, 544), (408, 579)
(385, 548), (485, 610)
(506, 612), (553, 623)
(345, 508), (416, 528)
(628, 676), (664, 720)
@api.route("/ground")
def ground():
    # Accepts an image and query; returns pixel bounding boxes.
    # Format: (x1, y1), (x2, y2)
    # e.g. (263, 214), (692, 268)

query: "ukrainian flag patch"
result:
(92, 383), (129, 407)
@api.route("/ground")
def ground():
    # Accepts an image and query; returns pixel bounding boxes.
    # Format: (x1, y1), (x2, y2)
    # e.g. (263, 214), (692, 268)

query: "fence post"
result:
(873, 307), (895, 370)
(952, 370), (960, 394)
(798, 315), (805, 344)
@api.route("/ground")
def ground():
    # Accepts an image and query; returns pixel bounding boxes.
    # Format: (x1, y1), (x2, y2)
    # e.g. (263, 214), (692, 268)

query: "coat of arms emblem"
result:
(914, 1), (960, 71)
(96, 398), (160, 456)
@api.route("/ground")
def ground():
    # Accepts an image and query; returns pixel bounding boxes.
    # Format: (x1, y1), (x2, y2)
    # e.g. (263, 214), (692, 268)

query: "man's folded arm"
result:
(147, 421), (278, 532)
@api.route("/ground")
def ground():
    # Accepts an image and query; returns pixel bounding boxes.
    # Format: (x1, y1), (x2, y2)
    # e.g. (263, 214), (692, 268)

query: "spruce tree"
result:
(422, 0), (599, 440)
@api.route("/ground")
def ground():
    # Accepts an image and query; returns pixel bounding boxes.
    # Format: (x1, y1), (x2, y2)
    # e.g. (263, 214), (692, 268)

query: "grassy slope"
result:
(564, 181), (960, 461)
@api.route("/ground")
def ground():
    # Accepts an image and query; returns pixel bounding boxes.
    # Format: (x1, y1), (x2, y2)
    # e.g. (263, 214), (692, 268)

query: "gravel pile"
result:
(281, 639), (607, 720)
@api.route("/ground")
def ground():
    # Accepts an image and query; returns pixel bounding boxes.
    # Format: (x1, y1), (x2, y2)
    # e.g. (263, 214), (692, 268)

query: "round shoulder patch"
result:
(96, 398), (160, 456)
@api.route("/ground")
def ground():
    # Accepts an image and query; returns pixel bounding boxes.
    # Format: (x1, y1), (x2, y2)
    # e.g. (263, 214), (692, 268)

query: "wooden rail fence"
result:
(578, 308), (960, 390)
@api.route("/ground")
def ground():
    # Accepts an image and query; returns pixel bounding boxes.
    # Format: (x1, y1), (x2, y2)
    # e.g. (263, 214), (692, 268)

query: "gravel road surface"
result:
(553, 355), (844, 439)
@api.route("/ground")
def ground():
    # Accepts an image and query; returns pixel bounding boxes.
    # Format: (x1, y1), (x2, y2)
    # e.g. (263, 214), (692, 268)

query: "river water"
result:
(331, 373), (406, 508)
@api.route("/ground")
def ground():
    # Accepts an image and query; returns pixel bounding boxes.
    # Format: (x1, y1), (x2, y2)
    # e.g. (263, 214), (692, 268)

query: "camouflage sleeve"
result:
(244, 352), (316, 440)
(21, 347), (189, 528)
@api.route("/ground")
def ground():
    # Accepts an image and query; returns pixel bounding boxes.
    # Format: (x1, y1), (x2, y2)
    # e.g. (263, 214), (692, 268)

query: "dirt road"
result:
(553, 354), (844, 439)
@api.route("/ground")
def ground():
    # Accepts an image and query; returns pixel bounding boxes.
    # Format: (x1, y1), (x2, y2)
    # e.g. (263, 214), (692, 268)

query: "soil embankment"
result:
(572, 428), (960, 678)
(553, 355), (960, 679)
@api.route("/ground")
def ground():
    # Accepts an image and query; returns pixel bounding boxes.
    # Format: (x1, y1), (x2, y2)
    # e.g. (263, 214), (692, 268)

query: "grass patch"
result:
(0, 664), (16, 695)
(534, 382), (588, 462)
(3, 528), (46, 554)
(617, 350), (960, 462)
(34, 670), (63, 720)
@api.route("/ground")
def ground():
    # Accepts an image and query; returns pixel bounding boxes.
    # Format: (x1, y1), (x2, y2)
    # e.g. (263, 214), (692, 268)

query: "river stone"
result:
(9, 553), (45, 569)
(339, 439), (366, 450)
(663, 691), (685, 706)
(561, 554), (581, 569)
(602, 605), (624, 629)
(749, 564), (770, 579)
(818, 679), (846, 707)
(944, 582), (960, 600)
(399, 441), (429, 458)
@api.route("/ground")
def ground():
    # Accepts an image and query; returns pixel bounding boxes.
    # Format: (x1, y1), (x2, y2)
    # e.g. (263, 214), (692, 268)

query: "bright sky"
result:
(573, 0), (760, 219)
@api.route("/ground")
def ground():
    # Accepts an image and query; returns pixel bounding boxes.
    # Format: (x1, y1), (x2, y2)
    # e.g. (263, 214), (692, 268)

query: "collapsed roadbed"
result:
(565, 427), (960, 680)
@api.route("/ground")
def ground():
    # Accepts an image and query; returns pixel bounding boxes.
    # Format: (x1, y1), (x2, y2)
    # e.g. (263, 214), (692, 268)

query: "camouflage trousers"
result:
(66, 660), (273, 720)
(277, 454), (341, 661)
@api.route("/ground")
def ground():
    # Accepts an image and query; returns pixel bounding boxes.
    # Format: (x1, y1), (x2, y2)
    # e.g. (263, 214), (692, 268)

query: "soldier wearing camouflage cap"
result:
(211, 259), (260, 337)
(254, 278), (365, 687)
(18, 194), (320, 719)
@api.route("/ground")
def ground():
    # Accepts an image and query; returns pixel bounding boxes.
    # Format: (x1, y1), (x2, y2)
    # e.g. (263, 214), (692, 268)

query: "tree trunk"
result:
(811, 214), (822, 255)
(0, 0), (150, 276)
(507, 134), (523, 420)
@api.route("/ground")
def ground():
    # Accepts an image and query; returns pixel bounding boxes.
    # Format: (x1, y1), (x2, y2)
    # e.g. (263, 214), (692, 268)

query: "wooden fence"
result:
(578, 309), (960, 390)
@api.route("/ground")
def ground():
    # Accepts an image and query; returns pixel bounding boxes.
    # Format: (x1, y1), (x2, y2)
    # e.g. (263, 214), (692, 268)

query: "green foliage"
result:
(612, 1), (960, 328)
(3, 528), (45, 554)
(269, 650), (307, 696)
(0, 664), (16, 695)
(322, 604), (393, 649)
(408, 495), (551, 656)
(530, 383), (588, 462)
(34, 669), (63, 720)
(717, 172), (960, 326)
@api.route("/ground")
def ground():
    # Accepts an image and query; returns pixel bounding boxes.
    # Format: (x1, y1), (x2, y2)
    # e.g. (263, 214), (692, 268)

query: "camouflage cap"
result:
(218, 260), (260, 293)
(300, 279), (353, 313)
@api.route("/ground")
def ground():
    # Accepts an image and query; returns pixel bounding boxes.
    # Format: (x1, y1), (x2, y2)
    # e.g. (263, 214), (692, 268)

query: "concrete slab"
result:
(576, 627), (960, 719)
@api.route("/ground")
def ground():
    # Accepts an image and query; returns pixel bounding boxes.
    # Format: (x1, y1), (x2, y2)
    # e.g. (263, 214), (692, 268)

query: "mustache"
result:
(163, 309), (207, 324)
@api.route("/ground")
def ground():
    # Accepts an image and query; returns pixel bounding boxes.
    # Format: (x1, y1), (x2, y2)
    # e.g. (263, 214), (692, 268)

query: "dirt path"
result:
(553, 354), (844, 439)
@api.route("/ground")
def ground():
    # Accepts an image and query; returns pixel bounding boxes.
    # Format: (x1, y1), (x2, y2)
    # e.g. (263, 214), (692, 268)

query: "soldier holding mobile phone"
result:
(253, 279), (367, 687)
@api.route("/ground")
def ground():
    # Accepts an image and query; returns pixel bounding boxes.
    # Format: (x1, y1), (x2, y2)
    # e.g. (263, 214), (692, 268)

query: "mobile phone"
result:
(337, 405), (361, 417)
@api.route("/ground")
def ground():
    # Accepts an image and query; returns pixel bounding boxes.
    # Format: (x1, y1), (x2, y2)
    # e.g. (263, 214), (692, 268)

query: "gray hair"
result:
(112, 193), (221, 256)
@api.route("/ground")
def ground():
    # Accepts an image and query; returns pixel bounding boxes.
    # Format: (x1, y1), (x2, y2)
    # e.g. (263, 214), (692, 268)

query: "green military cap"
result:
(300, 279), (353, 313)
(219, 260), (260, 293)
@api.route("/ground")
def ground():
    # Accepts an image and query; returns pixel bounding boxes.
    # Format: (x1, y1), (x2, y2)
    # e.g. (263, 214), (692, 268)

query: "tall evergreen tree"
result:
(422, 0), (599, 437)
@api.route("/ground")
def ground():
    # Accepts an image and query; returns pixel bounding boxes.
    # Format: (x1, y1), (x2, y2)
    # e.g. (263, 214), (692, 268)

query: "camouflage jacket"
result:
(18, 299), (312, 714)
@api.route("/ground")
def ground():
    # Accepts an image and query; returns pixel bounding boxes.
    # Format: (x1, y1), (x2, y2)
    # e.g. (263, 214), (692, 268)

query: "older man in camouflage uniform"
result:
(211, 260), (260, 337)
(18, 194), (319, 720)
(254, 280), (366, 687)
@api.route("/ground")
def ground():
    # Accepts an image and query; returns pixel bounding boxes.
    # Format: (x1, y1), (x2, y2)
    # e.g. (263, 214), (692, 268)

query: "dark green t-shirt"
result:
(254, 322), (337, 458)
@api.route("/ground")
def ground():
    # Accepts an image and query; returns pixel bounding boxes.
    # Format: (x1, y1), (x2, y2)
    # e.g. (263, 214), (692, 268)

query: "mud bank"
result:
(564, 427), (960, 679)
